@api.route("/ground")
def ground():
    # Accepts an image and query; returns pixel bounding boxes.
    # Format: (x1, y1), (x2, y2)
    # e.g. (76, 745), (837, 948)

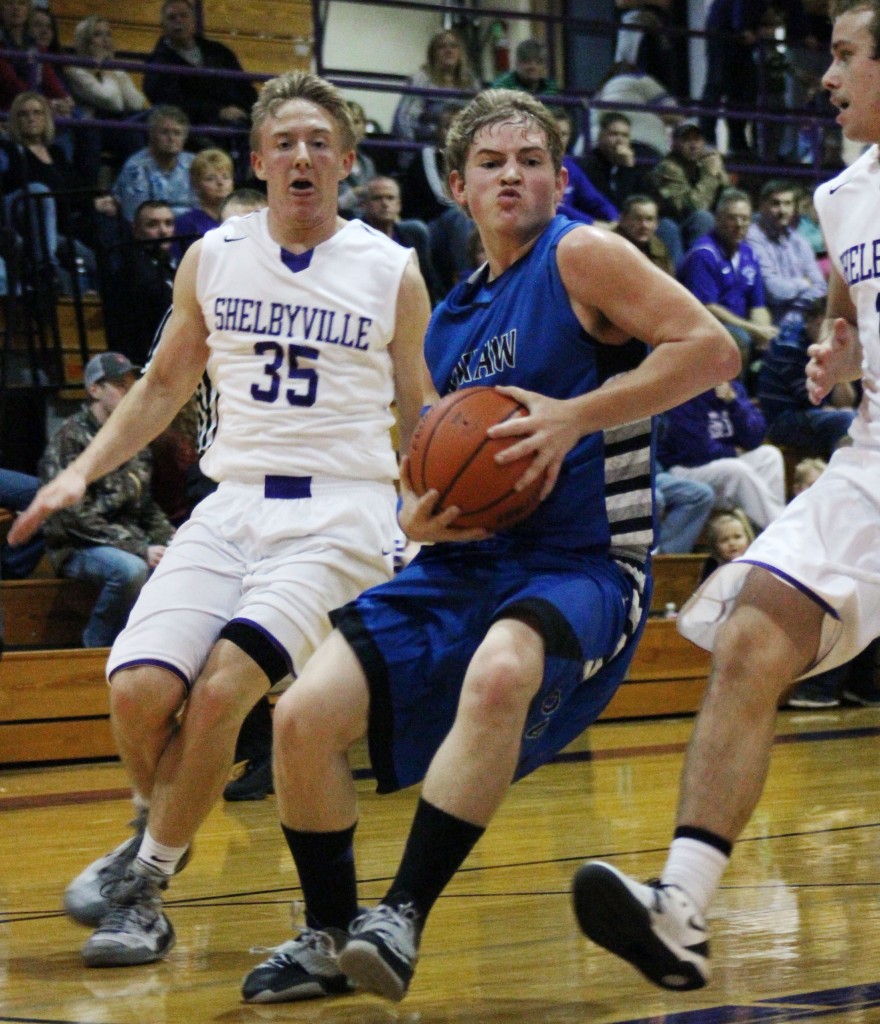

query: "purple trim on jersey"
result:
(264, 475), (312, 499)
(108, 658), (190, 691)
(227, 616), (294, 676)
(280, 248), (314, 273)
(737, 559), (841, 619)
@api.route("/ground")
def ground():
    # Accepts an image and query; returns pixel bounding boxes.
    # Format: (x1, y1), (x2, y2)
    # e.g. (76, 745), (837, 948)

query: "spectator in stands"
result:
(613, 0), (680, 93)
(1, 90), (105, 294)
(143, 0), (257, 167)
(490, 38), (559, 96)
(553, 108), (618, 226)
(591, 60), (681, 160)
(658, 377), (786, 531)
(111, 105), (196, 223)
(220, 185), (267, 222)
(579, 112), (652, 210)
(100, 200), (177, 364)
(360, 176), (442, 304)
(757, 297), (857, 458)
(794, 187), (829, 278)
(615, 194), (674, 275)
(28, 4), (58, 55)
(699, 507), (754, 581)
(654, 471), (716, 554)
(39, 352), (174, 648)
(427, 203), (473, 298)
(173, 147), (234, 258)
(699, 0), (763, 158)
(337, 100), (378, 219)
(746, 178), (827, 328)
(0, 0), (72, 115)
(650, 119), (729, 270)
(678, 187), (777, 383)
(64, 15), (149, 188)
(791, 456), (826, 496)
(399, 99), (464, 223)
(392, 30), (480, 165)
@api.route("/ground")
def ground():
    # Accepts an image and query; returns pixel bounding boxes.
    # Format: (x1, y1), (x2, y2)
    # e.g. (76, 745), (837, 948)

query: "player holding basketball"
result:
(239, 88), (738, 1004)
(573, 0), (880, 992)
(8, 71), (431, 967)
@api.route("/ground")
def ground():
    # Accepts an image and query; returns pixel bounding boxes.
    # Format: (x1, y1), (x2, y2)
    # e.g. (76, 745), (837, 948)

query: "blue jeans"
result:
(62, 545), (148, 648)
(655, 471), (715, 554)
(766, 408), (856, 457)
(0, 468), (43, 579)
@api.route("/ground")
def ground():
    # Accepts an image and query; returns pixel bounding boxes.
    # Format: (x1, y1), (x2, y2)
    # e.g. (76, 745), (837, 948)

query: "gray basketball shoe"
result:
(338, 903), (420, 1001)
(81, 863), (175, 967)
(241, 927), (353, 1003)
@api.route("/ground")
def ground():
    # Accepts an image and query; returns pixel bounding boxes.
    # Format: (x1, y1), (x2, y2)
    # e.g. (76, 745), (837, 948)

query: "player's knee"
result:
(109, 666), (183, 727)
(463, 649), (538, 721)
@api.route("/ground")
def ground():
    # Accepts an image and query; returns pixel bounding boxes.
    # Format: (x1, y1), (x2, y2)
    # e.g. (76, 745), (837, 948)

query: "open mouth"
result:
(290, 180), (313, 191)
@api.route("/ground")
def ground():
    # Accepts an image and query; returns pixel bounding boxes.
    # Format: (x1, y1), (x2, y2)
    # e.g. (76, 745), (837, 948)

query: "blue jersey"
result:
(425, 214), (654, 558)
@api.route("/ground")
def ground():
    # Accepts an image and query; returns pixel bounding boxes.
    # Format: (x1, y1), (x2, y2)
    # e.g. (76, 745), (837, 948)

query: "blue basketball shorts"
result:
(331, 540), (651, 793)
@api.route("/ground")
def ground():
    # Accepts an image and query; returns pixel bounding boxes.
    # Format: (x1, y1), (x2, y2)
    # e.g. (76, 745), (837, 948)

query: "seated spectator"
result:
(1, 90), (105, 294)
(615, 193), (674, 275)
(173, 147), (234, 258)
(794, 187), (829, 278)
(399, 99), (465, 222)
(28, 4), (59, 56)
(579, 111), (652, 210)
(360, 175), (442, 304)
(143, 0), (257, 170)
(791, 456), (826, 496)
(427, 203), (474, 297)
(756, 297), (857, 457)
(654, 470), (715, 554)
(699, 507), (754, 581)
(678, 187), (777, 383)
(39, 352), (174, 648)
(111, 105), (196, 223)
(649, 119), (729, 269)
(491, 38), (559, 96)
(220, 185), (267, 222)
(591, 59), (681, 160)
(64, 15), (149, 187)
(99, 200), (178, 364)
(746, 179), (827, 328)
(337, 100), (378, 219)
(0, 0), (72, 116)
(392, 30), (480, 166)
(553, 108), (618, 226)
(658, 378), (787, 531)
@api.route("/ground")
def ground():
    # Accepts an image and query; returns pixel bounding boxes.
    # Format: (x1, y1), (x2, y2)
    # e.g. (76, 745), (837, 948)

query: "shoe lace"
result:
(95, 874), (164, 931)
(351, 903), (419, 958)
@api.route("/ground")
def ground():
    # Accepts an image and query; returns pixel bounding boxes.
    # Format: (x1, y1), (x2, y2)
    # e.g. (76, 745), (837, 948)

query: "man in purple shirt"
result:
(678, 187), (777, 381)
(746, 179), (827, 327)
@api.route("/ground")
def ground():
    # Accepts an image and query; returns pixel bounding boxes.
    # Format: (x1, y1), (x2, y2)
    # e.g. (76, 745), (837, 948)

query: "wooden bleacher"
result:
(52, 1), (313, 80)
(0, 555), (711, 767)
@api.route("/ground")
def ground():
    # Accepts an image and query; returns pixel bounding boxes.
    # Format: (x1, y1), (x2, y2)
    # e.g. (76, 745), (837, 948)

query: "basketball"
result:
(406, 387), (546, 531)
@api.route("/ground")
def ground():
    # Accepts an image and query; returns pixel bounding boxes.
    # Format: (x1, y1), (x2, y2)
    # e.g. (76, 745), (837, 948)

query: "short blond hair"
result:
(189, 147), (234, 185)
(250, 71), (355, 153)
(705, 509), (755, 558)
(443, 89), (564, 184)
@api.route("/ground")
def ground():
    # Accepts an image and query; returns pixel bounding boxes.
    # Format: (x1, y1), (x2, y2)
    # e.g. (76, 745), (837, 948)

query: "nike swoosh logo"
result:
(687, 916), (708, 933)
(829, 182), (848, 194)
(224, 236), (246, 243)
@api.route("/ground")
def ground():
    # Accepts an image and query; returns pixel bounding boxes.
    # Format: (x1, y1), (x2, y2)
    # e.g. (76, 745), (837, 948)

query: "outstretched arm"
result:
(9, 244), (210, 546)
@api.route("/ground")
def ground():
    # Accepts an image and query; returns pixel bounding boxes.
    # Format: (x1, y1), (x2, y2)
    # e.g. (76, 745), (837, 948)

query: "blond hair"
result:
(250, 71), (355, 153)
(189, 147), (234, 185)
(705, 509), (755, 558)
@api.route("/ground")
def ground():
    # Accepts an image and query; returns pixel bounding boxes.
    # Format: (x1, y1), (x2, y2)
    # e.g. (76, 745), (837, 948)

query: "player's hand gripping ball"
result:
(406, 387), (546, 531)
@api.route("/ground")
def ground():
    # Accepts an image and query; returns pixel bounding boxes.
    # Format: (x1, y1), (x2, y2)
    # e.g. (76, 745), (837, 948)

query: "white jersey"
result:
(814, 144), (880, 450)
(196, 212), (413, 484)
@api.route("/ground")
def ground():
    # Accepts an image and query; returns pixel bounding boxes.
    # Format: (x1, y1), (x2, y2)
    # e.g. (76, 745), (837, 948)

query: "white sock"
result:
(132, 792), (149, 815)
(661, 837), (729, 915)
(136, 829), (189, 877)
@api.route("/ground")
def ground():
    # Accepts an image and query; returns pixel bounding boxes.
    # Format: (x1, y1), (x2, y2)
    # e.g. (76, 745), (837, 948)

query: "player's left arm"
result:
(492, 226), (740, 494)
(389, 257), (435, 454)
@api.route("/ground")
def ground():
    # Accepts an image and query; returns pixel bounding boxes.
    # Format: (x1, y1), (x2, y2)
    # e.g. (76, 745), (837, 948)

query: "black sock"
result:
(384, 798), (485, 925)
(282, 822), (358, 931)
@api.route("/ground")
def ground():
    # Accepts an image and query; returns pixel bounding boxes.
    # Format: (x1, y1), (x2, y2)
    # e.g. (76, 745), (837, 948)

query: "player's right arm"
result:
(8, 243), (210, 546)
(806, 264), (864, 404)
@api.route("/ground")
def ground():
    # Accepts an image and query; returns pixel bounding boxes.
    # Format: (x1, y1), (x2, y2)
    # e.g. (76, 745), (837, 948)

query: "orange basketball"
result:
(406, 387), (546, 531)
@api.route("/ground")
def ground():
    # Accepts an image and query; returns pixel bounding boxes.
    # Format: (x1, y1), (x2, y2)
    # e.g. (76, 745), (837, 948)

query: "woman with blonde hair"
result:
(391, 29), (480, 163)
(64, 14), (149, 185)
(173, 147), (235, 257)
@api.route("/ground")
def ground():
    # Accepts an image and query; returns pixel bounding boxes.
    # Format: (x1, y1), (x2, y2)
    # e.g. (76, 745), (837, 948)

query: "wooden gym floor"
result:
(3, 708), (880, 1024)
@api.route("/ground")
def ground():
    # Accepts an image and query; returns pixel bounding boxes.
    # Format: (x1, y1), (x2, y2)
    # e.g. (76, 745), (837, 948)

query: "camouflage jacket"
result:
(39, 404), (174, 572)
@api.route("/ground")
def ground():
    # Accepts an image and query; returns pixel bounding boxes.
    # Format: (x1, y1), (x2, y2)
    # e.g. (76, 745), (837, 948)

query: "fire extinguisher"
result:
(491, 20), (510, 74)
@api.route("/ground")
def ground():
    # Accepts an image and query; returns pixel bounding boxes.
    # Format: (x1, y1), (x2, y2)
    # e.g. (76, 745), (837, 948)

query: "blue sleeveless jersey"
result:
(425, 214), (654, 557)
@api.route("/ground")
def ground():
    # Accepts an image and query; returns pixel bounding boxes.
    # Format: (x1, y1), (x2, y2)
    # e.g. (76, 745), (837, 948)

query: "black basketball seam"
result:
(410, 388), (476, 494)
(437, 399), (526, 509)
